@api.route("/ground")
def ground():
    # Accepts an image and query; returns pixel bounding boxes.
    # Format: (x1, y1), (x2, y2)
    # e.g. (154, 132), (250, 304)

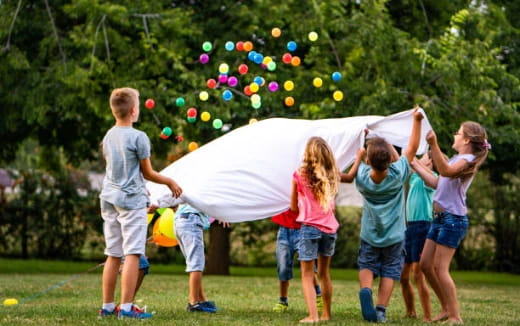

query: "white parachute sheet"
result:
(147, 109), (432, 222)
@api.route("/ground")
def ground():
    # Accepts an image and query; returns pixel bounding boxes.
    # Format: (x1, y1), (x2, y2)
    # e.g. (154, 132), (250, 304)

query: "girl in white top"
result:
(412, 121), (490, 324)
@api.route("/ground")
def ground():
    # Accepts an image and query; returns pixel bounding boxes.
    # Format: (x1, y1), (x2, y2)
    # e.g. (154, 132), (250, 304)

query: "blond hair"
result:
(300, 137), (340, 210)
(109, 87), (139, 119)
(456, 121), (489, 180)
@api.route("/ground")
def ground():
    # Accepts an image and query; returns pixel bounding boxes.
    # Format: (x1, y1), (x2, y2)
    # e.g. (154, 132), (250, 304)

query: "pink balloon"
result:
(199, 53), (210, 64)
(268, 81), (279, 92)
(228, 76), (238, 87)
(218, 74), (228, 84)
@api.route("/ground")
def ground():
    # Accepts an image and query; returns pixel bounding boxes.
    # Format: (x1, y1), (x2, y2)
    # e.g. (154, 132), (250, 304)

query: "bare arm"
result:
(410, 157), (438, 188)
(290, 180), (298, 213)
(388, 143), (400, 162)
(140, 158), (182, 197)
(426, 131), (469, 177)
(340, 148), (366, 183)
(402, 107), (424, 163)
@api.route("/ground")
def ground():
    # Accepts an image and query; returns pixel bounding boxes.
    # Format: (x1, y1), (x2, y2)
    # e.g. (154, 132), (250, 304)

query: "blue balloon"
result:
(253, 53), (264, 64)
(248, 51), (257, 61)
(225, 41), (235, 51)
(253, 76), (264, 86)
(332, 71), (342, 81)
(287, 41), (297, 52)
(222, 89), (233, 101)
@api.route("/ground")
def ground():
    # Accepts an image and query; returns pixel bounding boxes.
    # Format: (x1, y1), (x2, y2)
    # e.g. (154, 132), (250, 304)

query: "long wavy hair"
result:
(299, 137), (340, 210)
(455, 121), (489, 180)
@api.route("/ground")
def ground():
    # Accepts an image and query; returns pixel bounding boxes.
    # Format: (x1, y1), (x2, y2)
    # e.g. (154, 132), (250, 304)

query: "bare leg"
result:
(420, 240), (448, 321)
(102, 256), (121, 304)
(280, 280), (289, 298)
(412, 262), (432, 322)
(120, 254), (139, 305)
(434, 245), (462, 324)
(132, 269), (145, 302)
(376, 277), (395, 307)
(300, 260), (319, 323)
(317, 255), (332, 321)
(400, 263), (417, 318)
(189, 271), (204, 304)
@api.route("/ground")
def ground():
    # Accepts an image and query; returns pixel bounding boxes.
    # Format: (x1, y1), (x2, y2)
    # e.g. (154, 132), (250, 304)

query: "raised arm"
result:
(426, 130), (469, 177)
(340, 148), (366, 183)
(402, 107), (424, 163)
(140, 158), (182, 197)
(410, 157), (438, 188)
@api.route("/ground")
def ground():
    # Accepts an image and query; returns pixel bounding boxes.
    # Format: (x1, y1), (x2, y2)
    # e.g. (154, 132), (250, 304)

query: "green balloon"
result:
(175, 97), (185, 107)
(267, 61), (277, 71)
(162, 127), (172, 136)
(187, 116), (197, 123)
(202, 41), (212, 52)
(212, 119), (223, 129)
(252, 101), (262, 109)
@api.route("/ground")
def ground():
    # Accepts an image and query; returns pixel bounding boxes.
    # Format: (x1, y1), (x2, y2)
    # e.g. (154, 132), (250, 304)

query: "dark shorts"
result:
(357, 239), (405, 280)
(426, 212), (469, 249)
(404, 221), (431, 263)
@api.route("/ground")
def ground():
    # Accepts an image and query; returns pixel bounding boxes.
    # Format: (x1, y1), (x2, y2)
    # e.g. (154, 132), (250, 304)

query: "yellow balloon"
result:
(158, 208), (176, 239)
(152, 217), (178, 247)
(147, 213), (154, 224)
(313, 77), (323, 88)
(249, 118), (258, 124)
(308, 31), (319, 41)
(284, 80), (294, 91)
(3, 298), (18, 306)
(333, 90), (344, 101)
(271, 27), (281, 38)
(199, 91), (209, 101)
(262, 56), (273, 65)
(250, 83), (259, 93)
(201, 111), (211, 122)
(188, 141), (199, 152)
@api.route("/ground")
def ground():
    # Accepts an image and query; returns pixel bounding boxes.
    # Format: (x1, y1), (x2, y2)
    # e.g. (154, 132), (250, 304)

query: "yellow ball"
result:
(333, 90), (344, 101)
(271, 27), (281, 38)
(199, 91), (209, 101)
(308, 31), (318, 42)
(188, 141), (199, 152)
(201, 111), (211, 122)
(313, 77), (323, 88)
(250, 83), (259, 93)
(158, 208), (176, 239)
(3, 298), (18, 306)
(283, 80), (294, 91)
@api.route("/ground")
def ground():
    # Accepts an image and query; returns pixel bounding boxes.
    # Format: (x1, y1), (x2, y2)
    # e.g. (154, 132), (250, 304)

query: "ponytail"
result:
(456, 121), (489, 180)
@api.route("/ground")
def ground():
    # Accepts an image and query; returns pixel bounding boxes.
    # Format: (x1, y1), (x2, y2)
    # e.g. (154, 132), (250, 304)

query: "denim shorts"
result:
(404, 221), (431, 263)
(276, 226), (300, 281)
(298, 225), (337, 261)
(426, 212), (469, 249)
(357, 239), (405, 280)
(121, 255), (150, 275)
(175, 213), (205, 272)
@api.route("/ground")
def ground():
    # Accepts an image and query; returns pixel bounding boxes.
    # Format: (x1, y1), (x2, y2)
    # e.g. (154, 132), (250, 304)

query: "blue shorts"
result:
(357, 239), (405, 280)
(298, 225), (337, 261)
(404, 221), (431, 263)
(426, 212), (469, 249)
(175, 213), (205, 272)
(276, 226), (300, 281)
(121, 255), (150, 275)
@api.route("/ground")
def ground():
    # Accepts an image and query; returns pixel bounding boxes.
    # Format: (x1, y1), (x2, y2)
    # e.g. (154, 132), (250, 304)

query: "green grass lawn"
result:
(1, 259), (519, 325)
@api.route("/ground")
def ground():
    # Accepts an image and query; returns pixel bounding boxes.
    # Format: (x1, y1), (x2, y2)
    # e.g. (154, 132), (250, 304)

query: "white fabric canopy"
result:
(147, 109), (432, 222)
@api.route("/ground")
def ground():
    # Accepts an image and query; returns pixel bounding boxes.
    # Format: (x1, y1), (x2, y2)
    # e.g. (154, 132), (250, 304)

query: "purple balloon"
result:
(199, 53), (210, 64)
(227, 76), (238, 87)
(218, 74), (228, 84)
(268, 81), (279, 92)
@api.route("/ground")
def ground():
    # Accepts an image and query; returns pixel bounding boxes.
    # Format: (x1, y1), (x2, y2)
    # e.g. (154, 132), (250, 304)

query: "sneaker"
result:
(359, 288), (377, 322)
(201, 301), (220, 311)
(98, 306), (119, 318)
(272, 301), (288, 312)
(118, 305), (153, 319)
(316, 295), (323, 311)
(187, 302), (217, 313)
(376, 308), (387, 323)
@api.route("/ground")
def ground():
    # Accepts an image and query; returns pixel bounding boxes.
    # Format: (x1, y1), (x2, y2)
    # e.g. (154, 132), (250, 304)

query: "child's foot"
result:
(441, 318), (464, 325)
(432, 312), (448, 322)
(186, 302), (217, 313)
(273, 301), (289, 312)
(359, 288), (377, 322)
(404, 312), (417, 319)
(375, 307), (387, 323)
(98, 306), (119, 318)
(299, 317), (319, 323)
(118, 305), (152, 319)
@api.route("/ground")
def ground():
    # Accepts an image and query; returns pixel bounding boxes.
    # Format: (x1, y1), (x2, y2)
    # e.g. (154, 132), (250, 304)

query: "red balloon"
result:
(238, 64), (249, 75)
(282, 53), (292, 64)
(236, 41), (244, 51)
(244, 85), (253, 96)
(145, 98), (155, 109)
(206, 78), (217, 89)
(187, 107), (197, 118)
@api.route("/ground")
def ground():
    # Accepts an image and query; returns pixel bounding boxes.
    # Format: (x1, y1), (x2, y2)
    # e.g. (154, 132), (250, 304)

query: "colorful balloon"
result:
(238, 64), (249, 75)
(333, 90), (344, 101)
(243, 41), (253, 52)
(268, 81), (279, 92)
(253, 76), (265, 86)
(249, 83), (259, 93)
(287, 41), (297, 52)
(161, 127), (172, 137)
(145, 99), (155, 109)
(225, 41), (235, 51)
(199, 91), (209, 101)
(252, 101), (262, 109)
(207, 78), (217, 89)
(219, 63), (229, 74)
(199, 53), (210, 64)
(253, 53), (264, 64)
(202, 41), (212, 52)
(249, 118), (258, 124)
(267, 61), (277, 71)
(187, 107), (197, 118)
(244, 85), (253, 96)
(227, 76), (238, 87)
(212, 119), (223, 129)
(188, 141), (199, 151)
(282, 53), (292, 64)
(271, 27), (281, 38)
(201, 111), (211, 122)
(187, 116), (196, 123)
(284, 80), (294, 91)
(291, 56), (301, 66)
(175, 97), (185, 107)
(250, 94), (261, 104)
(222, 89), (233, 101)
(313, 77), (323, 88)
(332, 71), (342, 81)
(218, 74), (228, 84)
(308, 31), (319, 41)
(236, 41), (244, 51)
(158, 208), (176, 239)
(285, 96), (295, 106)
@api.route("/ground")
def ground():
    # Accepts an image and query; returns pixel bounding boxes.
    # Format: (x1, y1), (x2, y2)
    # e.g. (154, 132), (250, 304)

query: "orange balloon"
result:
(284, 96), (295, 107)
(152, 217), (178, 247)
(243, 41), (254, 52)
(291, 56), (301, 66)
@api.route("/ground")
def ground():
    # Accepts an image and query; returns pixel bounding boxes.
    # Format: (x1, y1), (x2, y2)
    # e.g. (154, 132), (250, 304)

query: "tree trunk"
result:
(205, 222), (231, 275)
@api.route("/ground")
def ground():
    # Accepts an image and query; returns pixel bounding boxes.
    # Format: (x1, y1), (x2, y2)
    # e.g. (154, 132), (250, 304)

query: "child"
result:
(400, 152), (437, 322)
(416, 121), (489, 324)
(99, 87), (182, 319)
(355, 108), (423, 323)
(291, 136), (342, 323)
(174, 203), (223, 313)
(271, 209), (323, 312)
